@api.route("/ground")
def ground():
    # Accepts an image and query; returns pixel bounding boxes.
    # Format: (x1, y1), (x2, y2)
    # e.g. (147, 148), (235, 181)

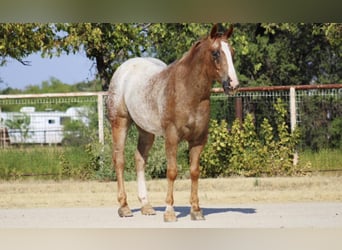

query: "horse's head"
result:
(208, 24), (239, 94)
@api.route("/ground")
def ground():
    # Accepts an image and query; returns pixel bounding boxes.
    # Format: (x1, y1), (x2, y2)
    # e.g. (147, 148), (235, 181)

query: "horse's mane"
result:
(176, 36), (209, 66)
(177, 32), (226, 65)
(162, 32), (225, 76)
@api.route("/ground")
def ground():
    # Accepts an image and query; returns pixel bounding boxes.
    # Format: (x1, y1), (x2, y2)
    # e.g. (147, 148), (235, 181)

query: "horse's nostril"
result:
(222, 81), (231, 94)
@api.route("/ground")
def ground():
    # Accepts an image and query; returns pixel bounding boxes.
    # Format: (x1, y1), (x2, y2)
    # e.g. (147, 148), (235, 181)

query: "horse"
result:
(107, 24), (239, 222)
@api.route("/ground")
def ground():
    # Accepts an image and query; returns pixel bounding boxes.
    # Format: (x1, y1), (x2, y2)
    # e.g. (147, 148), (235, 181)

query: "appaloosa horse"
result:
(107, 24), (239, 222)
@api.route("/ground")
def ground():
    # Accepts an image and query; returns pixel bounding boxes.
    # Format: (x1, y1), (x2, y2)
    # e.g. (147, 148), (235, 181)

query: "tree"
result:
(231, 23), (341, 86)
(45, 23), (216, 90)
(53, 23), (146, 90)
(146, 23), (213, 64)
(0, 23), (148, 90)
(1, 23), (341, 90)
(0, 23), (55, 66)
(5, 113), (30, 143)
(141, 23), (341, 86)
(52, 23), (218, 90)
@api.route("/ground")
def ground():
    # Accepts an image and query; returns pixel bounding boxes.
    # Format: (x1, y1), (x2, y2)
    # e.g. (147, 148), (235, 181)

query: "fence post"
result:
(289, 87), (298, 166)
(235, 97), (243, 125)
(97, 93), (104, 144)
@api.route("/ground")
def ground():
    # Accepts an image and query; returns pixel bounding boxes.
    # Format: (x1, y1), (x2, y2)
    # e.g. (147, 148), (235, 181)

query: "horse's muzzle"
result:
(222, 80), (237, 95)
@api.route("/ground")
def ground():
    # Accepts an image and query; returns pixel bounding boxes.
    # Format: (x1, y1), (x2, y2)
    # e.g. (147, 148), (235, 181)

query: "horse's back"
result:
(108, 57), (167, 135)
(110, 57), (166, 87)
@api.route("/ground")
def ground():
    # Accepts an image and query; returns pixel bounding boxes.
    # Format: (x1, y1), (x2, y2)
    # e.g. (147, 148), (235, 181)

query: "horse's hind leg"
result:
(111, 116), (132, 217)
(135, 128), (156, 215)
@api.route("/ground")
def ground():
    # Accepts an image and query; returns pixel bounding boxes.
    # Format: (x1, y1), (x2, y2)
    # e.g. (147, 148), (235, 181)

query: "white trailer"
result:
(0, 107), (89, 144)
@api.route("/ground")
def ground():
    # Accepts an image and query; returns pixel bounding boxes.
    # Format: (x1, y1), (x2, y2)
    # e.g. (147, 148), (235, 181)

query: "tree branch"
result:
(16, 58), (32, 66)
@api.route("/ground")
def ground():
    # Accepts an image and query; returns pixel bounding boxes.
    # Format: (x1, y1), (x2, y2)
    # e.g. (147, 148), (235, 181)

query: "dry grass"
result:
(0, 176), (341, 209)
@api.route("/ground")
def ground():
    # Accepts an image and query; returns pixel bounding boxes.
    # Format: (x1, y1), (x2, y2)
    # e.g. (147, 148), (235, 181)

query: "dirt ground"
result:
(1, 175), (341, 208)
(1, 176), (342, 228)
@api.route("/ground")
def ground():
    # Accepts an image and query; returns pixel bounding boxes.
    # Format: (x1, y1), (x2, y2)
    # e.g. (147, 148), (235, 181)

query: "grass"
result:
(0, 146), (62, 179)
(0, 145), (89, 180)
(0, 145), (341, 180)
(300, 149), (342, 171)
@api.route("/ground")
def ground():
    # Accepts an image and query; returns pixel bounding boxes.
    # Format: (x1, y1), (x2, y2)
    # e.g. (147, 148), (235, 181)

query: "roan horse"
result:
(107, 24), (239, 222)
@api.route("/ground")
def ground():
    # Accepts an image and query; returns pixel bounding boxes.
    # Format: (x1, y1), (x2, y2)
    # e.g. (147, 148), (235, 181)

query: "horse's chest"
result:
(179, 101), (210, 139)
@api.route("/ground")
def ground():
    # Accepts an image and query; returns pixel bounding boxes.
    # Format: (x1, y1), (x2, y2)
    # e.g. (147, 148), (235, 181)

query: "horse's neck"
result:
(177, 54), (212, 100)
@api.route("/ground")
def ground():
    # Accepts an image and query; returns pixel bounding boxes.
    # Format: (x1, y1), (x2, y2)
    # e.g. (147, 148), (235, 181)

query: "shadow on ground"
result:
(132, 206), (256, 219)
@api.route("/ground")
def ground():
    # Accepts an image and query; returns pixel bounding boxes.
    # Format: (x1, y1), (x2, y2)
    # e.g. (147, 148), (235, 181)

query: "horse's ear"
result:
(224, 25), (233, 39)
(210, 23), (219, 39)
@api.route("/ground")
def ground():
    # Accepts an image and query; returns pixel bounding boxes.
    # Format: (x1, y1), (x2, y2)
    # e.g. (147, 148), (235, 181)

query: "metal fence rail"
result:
(212, 84), (342, 153)
(1, 85), (341, 151)
(212, 84), (342, 125)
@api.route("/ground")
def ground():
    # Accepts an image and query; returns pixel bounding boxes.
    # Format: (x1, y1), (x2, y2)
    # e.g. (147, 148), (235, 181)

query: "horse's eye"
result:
(212, 50), (220, 60)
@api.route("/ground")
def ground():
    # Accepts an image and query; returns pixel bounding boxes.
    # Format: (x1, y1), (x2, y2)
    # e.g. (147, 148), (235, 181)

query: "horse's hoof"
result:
(118, 205), (133, 217)
(190, 209), (205, 221)
(141, 203), (156, 216)
(163, 210), (177, 222)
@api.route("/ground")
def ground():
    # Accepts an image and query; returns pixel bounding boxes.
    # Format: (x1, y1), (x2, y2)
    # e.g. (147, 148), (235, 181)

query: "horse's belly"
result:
(125, 81), (165, 136)
(129, 106), (164, 136)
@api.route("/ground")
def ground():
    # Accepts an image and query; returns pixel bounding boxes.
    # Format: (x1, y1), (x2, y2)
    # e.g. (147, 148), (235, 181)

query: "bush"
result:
(59, 146), (96, 180)
(84, 123), (189, 181)
(78, 98), (308, 180)
(328, 117), (342, 149)
(200, 98), (305, 177)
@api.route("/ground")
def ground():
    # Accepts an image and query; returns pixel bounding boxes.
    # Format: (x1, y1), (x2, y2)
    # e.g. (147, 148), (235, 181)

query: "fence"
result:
(0, 92), (107, 147)
(211, 84), (342, 151)
(1, 84), (341, 149)
(0, 84), (341, 178)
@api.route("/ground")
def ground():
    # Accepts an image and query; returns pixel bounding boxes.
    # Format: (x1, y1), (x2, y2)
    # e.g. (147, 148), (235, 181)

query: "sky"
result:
(0, 52), (97, 90)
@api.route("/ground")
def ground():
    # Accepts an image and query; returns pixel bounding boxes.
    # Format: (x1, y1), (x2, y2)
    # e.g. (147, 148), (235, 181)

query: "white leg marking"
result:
(165, 205), (174, 212)
(137, 170), (149, 205)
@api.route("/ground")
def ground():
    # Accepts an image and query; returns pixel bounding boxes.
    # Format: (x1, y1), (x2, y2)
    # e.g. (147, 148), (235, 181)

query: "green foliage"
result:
(83, 122), (189, 182)
(233, 23), (341, 86)
(328, 117), (342, 149)
(21, 77), (101, 94)
(144, 136), (167, 179)
(147, 23), (212, 64)
(2, 23), (340, 90)
(0, 146), (63, 180)
(0, 78), (101, 112)
(61, 105), (98, 146)
(210, 95), (235, 122)
(201, 99), (303, 177)
(62, 119), (90, 146)
(0, 23), (55, 66)
(300, 95), (342, 151)
(53, 23), (147, 89)
(300, 149), (342, 171)
(5, 113), (30, 143)
(144, 138), (189, 180)
(200, 119), (230, 177)
(58, 147), (95, 180)
(58, 108), (114, 180)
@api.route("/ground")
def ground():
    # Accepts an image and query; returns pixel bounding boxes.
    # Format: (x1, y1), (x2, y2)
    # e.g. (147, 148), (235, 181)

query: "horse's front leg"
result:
(164, 128), (179, 222)
(189, 142), (205, 220)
